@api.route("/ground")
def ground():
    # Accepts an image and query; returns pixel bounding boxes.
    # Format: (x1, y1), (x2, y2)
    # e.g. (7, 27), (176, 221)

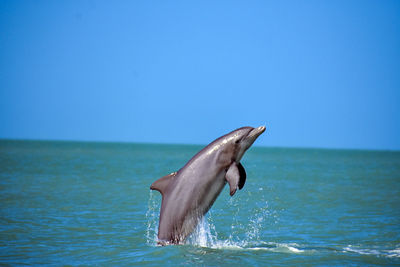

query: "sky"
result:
(0, 1), (399, 150)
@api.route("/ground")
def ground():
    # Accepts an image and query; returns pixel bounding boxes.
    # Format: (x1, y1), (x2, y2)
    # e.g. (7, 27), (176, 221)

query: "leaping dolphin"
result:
(150, 126), (266, 245)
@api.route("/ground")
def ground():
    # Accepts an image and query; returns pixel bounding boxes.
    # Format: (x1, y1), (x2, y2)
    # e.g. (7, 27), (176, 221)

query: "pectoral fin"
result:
(225, 163), (240, 196)
(150, 172), (177, 196)
(226, 162), (247, 196)
(238, 162), (246, 190)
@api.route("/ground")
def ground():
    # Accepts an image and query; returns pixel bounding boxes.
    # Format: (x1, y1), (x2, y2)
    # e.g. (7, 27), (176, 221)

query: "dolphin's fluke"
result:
(150, 172), (177, 196)
(238, 162), (246, 190)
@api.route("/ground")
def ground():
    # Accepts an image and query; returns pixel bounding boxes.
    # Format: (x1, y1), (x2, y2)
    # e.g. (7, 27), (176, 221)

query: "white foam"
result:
(286, 245), (303, 253)
(386, 248), (400, 258)
(343, 246), (380, 255)
(343, 245), (400, 258)
(247, 243), (304, 253)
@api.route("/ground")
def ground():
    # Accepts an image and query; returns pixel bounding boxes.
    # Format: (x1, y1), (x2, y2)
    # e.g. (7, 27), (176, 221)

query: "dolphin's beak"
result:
(247, 126), (266, 140)
(235, 125), (266, 162)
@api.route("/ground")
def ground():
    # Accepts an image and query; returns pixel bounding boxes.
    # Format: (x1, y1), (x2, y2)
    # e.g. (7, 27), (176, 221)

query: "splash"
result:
(184, 213), (303, 253)
(186, 213), (243, 249)
(246, 200), (271, 242)
(145, 190), (160, 245)
(146, 189), (281, 250)
(184, 196), (280, 250)
(186, 215), (218, 247)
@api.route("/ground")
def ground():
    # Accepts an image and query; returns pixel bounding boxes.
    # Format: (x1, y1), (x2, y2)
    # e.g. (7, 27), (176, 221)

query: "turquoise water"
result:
(0, 140), (399, 265)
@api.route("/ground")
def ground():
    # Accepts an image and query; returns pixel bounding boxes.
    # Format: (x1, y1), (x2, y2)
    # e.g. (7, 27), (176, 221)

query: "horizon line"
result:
(0, 137), (399, 153)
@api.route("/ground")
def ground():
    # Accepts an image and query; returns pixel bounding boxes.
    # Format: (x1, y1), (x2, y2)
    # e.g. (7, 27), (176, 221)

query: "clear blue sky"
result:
(1, 1), (399, 150)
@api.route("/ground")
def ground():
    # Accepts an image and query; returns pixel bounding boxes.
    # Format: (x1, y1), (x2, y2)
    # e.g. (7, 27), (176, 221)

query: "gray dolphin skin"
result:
(150, 126), (266, 245)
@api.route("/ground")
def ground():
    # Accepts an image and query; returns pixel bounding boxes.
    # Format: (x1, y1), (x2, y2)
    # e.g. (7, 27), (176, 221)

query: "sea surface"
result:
(0, 140), (399, 266)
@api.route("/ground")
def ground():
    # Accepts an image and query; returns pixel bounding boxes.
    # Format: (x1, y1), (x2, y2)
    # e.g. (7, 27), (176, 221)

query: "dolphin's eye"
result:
(235, 139), (240, 144)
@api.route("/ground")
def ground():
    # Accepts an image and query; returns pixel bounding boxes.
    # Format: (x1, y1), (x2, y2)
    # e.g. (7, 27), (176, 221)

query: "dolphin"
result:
(150, 126), (266, 245)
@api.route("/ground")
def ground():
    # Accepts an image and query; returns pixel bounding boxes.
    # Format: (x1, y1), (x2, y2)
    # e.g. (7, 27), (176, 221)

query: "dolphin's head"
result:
(233, 126), (266, 162)
(215, 126), (266, 164)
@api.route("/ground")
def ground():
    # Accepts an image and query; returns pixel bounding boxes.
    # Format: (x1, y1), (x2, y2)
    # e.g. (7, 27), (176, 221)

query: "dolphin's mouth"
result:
(246, 126), (266, 140)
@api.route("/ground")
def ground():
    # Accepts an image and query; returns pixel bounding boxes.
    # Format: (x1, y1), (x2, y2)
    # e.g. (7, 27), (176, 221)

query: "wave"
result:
(343, 245), (400, 258)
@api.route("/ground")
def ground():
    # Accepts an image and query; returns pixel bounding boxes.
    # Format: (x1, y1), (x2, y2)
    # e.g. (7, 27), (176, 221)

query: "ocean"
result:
(0, 140), (399, 266)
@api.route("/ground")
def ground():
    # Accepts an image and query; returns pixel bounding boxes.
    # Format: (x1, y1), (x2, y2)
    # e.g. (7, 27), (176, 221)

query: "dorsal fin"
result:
(238, 162), (246, 190)
(150, 172), (177, 195)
